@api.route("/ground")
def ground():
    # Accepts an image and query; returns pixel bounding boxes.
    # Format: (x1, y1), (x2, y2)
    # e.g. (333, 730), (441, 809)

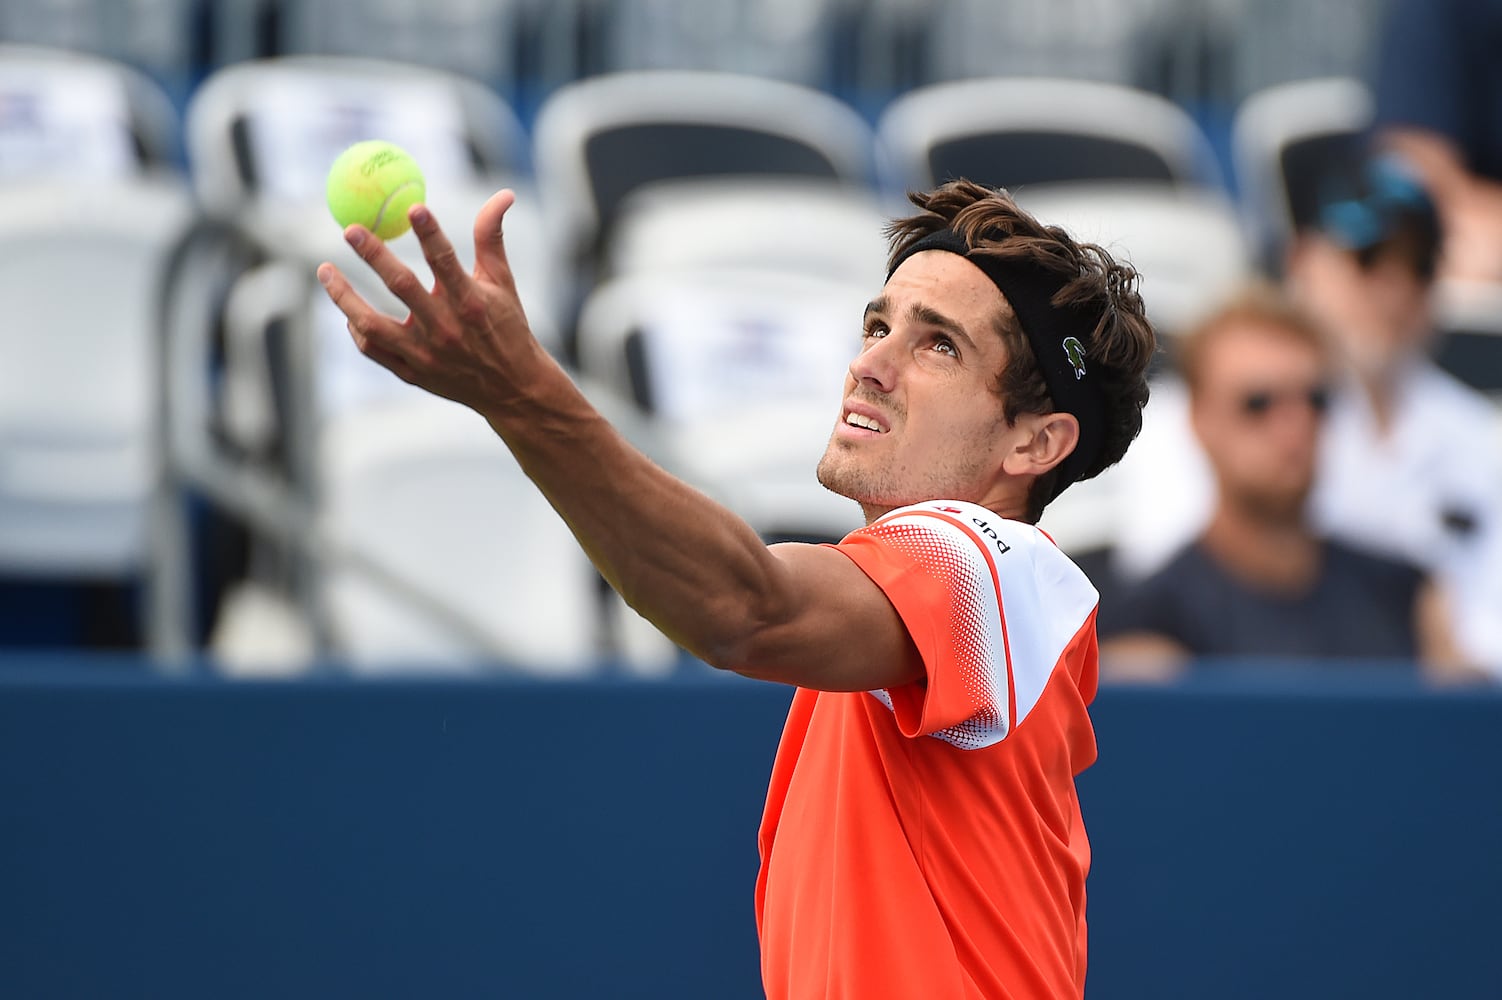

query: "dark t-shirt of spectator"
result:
(1100, 539), (1424, 661)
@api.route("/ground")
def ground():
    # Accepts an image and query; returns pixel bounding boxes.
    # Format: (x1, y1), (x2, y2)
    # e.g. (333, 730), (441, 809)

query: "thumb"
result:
(474, 188), (517, 284)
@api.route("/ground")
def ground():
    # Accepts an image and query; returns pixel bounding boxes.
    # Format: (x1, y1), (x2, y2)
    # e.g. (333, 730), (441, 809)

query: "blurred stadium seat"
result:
(574, 266), (866, 543)
(531, 69), (875, 337)
(605, 176), (892, 286)
(874, 76), (1225, 196)
(1231, 75), (1373, 271)
(0, 46), (193, 649)
(149, 56), (565, 667)
(151, 184), (566, 670)
(184, 55), (528, 222)
(1011, 181), (1252, 341)
(0, 43), (183, 175)
(183, 54), (561, 358)
(314, 394), (618, 675)
(0, 178), (197, 624)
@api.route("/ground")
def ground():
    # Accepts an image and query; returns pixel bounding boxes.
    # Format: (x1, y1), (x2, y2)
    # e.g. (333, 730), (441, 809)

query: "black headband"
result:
(886, 228), (1108, 498)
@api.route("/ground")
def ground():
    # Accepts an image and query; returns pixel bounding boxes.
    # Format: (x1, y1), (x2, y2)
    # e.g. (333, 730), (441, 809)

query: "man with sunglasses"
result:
(1106, 155), (1495, 679)
(1099, 287), (1453, 674)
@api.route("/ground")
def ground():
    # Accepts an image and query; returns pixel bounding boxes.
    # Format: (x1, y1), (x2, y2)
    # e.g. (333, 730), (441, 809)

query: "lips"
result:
(842, 401), (887, 434)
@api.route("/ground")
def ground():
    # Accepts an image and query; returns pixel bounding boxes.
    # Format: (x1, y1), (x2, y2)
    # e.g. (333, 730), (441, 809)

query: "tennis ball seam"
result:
(373, 180), (422, 235)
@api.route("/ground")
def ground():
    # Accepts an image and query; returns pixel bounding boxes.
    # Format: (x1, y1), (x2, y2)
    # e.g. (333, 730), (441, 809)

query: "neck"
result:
(1351, 352), (1416, 437)
(1200, 499), (1321, 593)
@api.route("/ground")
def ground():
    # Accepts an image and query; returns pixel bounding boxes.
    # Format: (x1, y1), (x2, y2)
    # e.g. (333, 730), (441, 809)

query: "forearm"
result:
(477, 349), (798, 668)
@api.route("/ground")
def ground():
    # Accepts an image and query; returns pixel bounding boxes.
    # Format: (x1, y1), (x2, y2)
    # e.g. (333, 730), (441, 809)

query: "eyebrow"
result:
(863, 296), (981, 353)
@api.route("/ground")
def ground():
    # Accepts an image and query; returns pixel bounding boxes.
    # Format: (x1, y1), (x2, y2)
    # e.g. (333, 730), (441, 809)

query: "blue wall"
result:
(1, 662), (1499, 999)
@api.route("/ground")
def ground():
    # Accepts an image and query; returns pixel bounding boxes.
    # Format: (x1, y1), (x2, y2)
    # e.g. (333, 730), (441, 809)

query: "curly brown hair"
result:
(886, 179), (1158, 522)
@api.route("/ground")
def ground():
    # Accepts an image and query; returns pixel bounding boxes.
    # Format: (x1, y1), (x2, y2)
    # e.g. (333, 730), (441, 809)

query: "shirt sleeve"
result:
(833, 501), (1099, 750)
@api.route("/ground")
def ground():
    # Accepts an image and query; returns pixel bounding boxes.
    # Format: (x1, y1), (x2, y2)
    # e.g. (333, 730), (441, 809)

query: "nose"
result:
(849, 333), (899, 393)
(1264, 398), (1323, 454)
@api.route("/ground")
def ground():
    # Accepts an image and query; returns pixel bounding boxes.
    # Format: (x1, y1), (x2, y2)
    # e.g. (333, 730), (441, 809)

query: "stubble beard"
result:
(1234, 475), (1314, 528)
(816, 438), (880, 505)
(816, 426), (1000, 512)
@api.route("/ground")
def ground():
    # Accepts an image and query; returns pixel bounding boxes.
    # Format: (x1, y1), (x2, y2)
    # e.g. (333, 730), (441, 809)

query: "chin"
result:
(817, 458), (890, 508)
(1244, 489), (1312, 523)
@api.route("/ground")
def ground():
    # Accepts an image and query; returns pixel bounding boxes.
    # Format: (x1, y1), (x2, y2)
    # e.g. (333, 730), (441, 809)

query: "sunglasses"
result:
(1239, 385), (1331, 419)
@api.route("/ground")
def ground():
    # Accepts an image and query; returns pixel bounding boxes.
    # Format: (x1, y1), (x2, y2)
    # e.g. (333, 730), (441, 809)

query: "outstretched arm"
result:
(316, 193), (921, 692)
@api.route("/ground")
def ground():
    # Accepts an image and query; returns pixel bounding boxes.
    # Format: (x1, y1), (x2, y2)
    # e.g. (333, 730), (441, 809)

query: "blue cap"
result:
(1315, 154), (1441, 265)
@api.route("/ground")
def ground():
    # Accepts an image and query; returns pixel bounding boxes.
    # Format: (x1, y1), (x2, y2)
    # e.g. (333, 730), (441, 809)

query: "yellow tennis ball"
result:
(325, 140), (426, 240)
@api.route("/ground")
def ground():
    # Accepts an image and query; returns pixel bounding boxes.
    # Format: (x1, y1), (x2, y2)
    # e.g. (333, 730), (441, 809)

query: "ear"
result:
(1001, 411), (1080, 478)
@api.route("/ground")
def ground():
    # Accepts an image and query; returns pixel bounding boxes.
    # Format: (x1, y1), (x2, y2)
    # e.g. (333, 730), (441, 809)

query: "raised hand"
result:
(315, 189), (551, 420)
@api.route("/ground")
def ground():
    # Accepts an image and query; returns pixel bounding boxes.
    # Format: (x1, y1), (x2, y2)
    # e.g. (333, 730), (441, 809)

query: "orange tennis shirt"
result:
(755, 500), (1101, 1000)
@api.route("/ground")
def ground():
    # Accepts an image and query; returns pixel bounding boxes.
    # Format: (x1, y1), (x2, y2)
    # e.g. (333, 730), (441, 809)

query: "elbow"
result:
(693, 627), (775, 679)
(686, 596), (794, 681)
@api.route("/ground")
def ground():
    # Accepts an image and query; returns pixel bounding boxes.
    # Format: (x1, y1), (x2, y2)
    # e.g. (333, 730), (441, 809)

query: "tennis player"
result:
(317, 178), (1156, 999)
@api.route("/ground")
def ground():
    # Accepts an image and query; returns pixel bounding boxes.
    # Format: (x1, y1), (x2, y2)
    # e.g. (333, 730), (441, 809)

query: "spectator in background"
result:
(1372, 0), (1502, 284)
(1285, 154), (1502, 678)
(1108, 154), (1501, 680)
(1099, 288), (1460, 681)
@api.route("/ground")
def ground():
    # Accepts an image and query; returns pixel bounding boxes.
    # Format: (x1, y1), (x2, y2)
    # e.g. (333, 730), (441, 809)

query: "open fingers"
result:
(408, 204), (471, 301)
(340, 224), (442, 327)
(473, 189), (517, 285)
(317, 261), (408, 358)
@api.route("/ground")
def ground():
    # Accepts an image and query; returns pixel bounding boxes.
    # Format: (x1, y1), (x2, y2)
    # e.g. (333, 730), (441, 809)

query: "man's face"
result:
(816, 251), (1025, 518)
(1190, 321), (1330, 523)
(1288, 234), (1433, 380)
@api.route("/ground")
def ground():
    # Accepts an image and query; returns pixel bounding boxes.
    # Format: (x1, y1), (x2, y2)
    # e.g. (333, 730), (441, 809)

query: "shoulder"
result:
(852, 500), (1098, 609)
(859, 501), (1079, 572)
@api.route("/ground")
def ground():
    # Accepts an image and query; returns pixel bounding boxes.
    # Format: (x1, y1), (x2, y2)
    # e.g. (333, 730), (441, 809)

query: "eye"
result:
(932, 335), (958, 357)
(863, 320), (889, 341)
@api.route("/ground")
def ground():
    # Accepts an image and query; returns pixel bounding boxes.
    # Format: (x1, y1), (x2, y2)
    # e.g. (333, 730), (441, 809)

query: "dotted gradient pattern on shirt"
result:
(860, 516), (1008, 749)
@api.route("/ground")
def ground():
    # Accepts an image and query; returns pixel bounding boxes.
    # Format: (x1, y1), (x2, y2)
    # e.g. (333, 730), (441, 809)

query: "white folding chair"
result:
(574, 266), (867, 543)
(0, 178), (197, 580)
(875, 76), (1224, 196)
(1012, 181), (1252, 340)
(532, 70), (875, 288)
(0, 43), (181, 177)
(315, 395), (608, 675)
(605, 176), (893, 286)
(185, 55), (527, 223)
(185, 56), (564, 382)
(1231, 76), (1373, 269)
